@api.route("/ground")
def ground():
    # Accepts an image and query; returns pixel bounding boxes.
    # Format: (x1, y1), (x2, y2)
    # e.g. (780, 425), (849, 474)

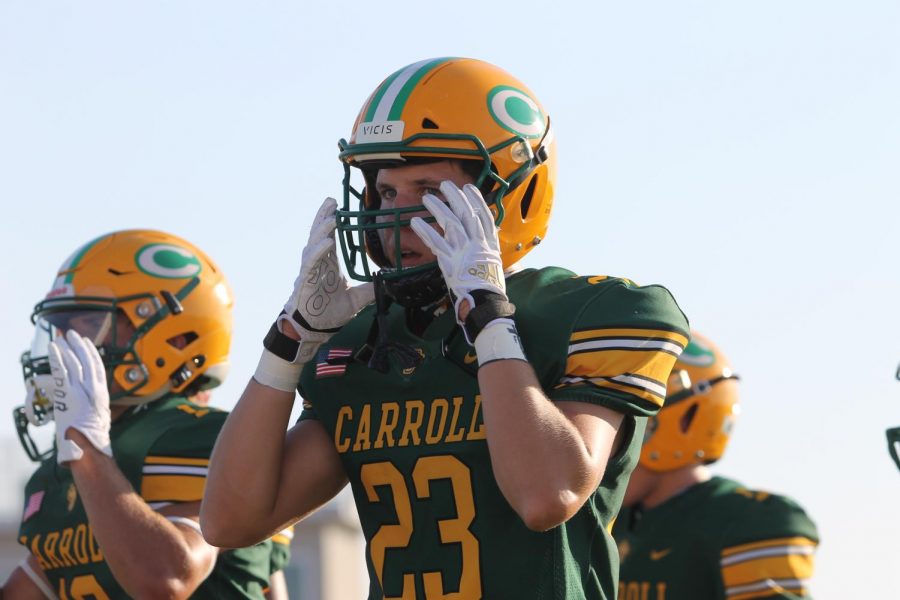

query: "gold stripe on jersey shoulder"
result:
(145, 456), (211, 467)
(569, 327), (688, 346)
(142, 475), (206, 502)
(566, 349), (676, 384)
(721, 536), (817, 557)
(722, 554), (815, 587)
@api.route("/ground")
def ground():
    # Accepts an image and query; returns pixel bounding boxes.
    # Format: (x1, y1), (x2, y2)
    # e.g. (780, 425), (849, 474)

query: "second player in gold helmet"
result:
(640, 330), (740, 471)
(22, 229), (233, 409)
(336, 56), (556, 307)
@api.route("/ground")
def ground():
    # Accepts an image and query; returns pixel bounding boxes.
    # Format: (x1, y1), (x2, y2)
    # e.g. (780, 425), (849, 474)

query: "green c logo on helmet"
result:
(135, 244), (202, 279)
(487, 85), (545, 139)
(679, 339), (716, 367)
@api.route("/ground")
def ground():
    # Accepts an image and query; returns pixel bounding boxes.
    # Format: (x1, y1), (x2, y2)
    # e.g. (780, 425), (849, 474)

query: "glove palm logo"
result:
(467, 264), (502, 287)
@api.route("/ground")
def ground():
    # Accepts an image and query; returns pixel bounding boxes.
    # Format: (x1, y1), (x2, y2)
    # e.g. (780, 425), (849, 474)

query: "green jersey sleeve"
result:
(269, 526), (294, 573)
(511, 271), (689, 416)
(139, 405), (227, 505)
(717, 487), (820, 599)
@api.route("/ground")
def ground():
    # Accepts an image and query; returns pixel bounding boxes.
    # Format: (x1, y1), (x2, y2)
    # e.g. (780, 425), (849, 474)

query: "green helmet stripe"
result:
(62, 235), (106, 283)
(364, 67), (406, 123)
(364, 57), (455, 123)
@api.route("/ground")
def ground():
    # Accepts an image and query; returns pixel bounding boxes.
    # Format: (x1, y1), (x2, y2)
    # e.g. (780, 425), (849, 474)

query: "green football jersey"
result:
(269, 525), (294, 574)
(612, 476), (819, 600)
(298, 267), (689, 600)
(18, 396), (277, 599)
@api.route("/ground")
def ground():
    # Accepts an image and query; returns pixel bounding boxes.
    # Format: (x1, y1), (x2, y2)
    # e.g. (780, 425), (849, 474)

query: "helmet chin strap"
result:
(359, 272), (424, 374)
(382, 265), (448, 309)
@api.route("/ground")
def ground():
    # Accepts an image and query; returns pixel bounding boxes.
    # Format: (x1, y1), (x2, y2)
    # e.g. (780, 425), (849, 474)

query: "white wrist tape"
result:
(473, 318), (527, 366)
(166, 515), (204, 535)
(253, 349), (304, 393)
(19, 557), (56, 600)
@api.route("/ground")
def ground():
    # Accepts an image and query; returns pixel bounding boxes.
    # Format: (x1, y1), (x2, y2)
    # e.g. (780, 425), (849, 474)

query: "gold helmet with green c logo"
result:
(640, 331), (741, 472)
(335, 57), (556, 306)
(15, 229), (234, 459)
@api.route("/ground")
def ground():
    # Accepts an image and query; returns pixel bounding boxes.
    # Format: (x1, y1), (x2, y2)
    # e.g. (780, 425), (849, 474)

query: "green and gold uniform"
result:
(18, 396), (281, 599)
(298, 267), (689, 600)
(612, 476), (819, 600)
(269, 525), (293, 575)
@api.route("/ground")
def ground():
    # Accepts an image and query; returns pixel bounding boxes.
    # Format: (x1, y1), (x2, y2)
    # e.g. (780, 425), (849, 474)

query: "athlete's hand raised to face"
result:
(255, 197), (375, 392)
(47, 330), (113, 464)
(279, 197), (375, 359)
(410, 181), (515, 346)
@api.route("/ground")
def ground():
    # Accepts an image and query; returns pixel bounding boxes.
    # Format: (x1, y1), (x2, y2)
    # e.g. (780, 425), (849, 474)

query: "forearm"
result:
(479, 360), (618, 530)
(202, 378), (295, 545)
(68, 441), (210, 598)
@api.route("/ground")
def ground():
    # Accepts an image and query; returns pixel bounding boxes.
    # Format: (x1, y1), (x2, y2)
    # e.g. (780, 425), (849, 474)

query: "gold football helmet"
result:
(15, 229), (234, 460)
(335, 57), (556, 305)
(640, 331), (740, 472)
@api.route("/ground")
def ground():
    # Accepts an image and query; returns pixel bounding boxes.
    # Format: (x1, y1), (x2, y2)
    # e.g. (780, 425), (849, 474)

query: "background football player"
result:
(888, 365), (900, 472)
(203, 57), (689, 599)
(612, 330), (819, 600)
(2, 230), (288, 599)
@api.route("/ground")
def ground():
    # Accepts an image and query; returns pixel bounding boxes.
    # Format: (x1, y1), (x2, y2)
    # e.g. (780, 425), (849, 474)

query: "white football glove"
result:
(279, 197), (375, 349)
(255, 197), (374, 392)
(47, 330), (113, 464)
(410, 181), (515, 345)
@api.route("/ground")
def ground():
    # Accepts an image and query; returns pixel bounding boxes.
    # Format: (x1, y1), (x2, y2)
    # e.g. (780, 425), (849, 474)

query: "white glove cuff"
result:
(474, 318), (527, 367)
(253, 349), (305, 393)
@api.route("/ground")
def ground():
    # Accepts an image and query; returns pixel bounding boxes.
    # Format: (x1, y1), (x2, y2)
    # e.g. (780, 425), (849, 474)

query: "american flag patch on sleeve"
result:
(315, 347), (354, 378)
(23, 491), (45, 522)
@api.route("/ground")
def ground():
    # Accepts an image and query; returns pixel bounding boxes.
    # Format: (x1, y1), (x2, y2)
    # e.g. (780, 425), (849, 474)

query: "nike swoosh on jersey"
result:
(463, 352), (478, 364)
(650, 548), (672, 560)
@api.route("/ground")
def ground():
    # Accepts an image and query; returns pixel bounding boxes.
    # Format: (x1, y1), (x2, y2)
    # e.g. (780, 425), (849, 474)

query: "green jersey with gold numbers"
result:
(18, 396), (281, 599)
(612, 476), (819, 600)
(298, 267), (689, 600)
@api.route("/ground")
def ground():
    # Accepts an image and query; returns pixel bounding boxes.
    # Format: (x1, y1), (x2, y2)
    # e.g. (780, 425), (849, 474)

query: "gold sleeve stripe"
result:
(565, 348), (679, 384)
(271, 525), (295, 546)
(569, 328), (688, 357)
(726, 577), (810, 600)
(141, 474), (207, 502)
(722, 553), (815, 586)
(722, 536), (816, 558)
(145, 456), (210, 467)
(570, 327), (689, 345)
(721, 544), (815, 568)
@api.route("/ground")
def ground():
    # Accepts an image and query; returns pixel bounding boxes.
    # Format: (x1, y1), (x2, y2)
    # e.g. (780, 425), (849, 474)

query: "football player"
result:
(889, 365), (900, 471)
(612, 331), (819, 600)
(202, 57), (689, 599)
(2, 230), (287, 599)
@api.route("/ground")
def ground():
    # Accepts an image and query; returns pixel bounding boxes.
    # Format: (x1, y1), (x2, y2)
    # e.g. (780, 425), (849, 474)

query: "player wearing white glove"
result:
(202, 58), (689, 600)
(5, 229), (278, 599)
(410, 180), (525, 365)
(47, 329), (113, 463)
(253, 197), (375, 392)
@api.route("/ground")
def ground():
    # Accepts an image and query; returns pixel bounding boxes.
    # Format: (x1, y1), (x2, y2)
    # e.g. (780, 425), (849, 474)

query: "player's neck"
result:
(643, 465), (711, 509)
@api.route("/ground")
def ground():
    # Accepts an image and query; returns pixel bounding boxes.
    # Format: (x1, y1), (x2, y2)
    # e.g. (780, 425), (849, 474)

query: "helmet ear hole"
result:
(166, 332), (198, 350)
(422, 118), (439, 129)
(519, 175), (539, 219)
(679, 403), (699, 434)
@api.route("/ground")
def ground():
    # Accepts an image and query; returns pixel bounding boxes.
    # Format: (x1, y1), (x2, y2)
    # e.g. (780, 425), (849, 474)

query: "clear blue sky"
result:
(1, 1), (898, 597)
